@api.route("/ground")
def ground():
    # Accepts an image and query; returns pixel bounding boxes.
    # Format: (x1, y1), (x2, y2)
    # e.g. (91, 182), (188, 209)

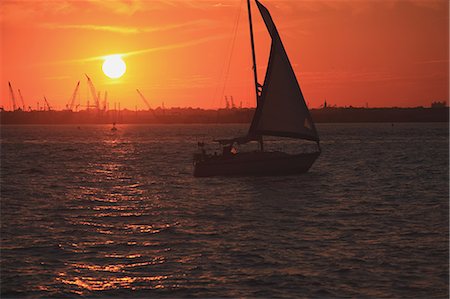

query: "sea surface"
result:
(1, 123), (448, 298)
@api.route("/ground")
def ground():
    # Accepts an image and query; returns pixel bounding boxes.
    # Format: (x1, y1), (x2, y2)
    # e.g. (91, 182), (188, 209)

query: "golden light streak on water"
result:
(58, 275), (169, 292)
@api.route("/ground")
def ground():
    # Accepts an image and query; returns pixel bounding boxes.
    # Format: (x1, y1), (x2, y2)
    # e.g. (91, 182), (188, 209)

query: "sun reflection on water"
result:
(58, 274), (169, 292)
(47, 131), (178, 296)
(69, 258), (165, 273)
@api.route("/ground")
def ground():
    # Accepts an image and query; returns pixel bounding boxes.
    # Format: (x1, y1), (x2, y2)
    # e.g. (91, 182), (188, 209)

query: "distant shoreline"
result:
(0, 107), (448, 125)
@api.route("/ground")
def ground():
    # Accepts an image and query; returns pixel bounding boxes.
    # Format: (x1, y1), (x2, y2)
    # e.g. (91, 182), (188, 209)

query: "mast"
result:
(247, 0), (264, 151)
(247, 0), (259, 100)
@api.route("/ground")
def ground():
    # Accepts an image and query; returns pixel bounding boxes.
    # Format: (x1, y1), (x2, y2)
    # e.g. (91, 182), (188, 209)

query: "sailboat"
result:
(193, 0), (321, 177)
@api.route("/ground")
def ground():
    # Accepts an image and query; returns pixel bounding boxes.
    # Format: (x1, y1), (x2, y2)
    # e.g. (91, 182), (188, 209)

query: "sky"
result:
(0, 0), (448, 110)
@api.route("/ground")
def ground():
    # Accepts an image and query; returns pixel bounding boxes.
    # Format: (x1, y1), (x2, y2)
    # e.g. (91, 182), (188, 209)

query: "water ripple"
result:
(1, 123), (448, 298)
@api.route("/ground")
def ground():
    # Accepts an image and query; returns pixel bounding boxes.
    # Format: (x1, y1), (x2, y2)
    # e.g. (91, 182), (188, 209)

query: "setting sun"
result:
(0, 0), (448, 109)
(102, 55), (126, 79)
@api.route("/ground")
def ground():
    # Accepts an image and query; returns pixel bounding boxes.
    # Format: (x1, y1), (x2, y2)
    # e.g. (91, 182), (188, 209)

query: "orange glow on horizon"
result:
(1, 0), (448, 110)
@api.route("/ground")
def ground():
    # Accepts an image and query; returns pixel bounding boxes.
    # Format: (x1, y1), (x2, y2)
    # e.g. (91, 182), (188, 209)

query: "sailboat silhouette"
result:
(193, 0), (321, 177)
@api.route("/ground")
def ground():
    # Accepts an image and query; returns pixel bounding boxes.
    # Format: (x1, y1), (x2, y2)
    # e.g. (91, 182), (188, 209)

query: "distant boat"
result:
(193, 0), (321, 177)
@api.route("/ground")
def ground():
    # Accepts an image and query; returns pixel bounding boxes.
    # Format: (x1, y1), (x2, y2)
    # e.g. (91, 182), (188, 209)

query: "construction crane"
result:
(68, 81), (80, 110)
(8, 82), (17, 111)
(17, 89), (25, 110)
(136, 89), (151, 110)
(85, 74), (100, 109)
(103, 91), (108, 111)
(43, 96), (51, 111)
(97, 91), (101, 110)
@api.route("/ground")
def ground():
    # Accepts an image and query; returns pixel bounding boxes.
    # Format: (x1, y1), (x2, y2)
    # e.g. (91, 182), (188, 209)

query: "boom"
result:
(68, 81), (80, 110)
(44, 97), (51, 111)
(18, 89), (25, 110)
(103, 91), (108, 111)
(85, 74), (100, 109)
(8, 82), (17, 111)
(136, 89), (151, 110)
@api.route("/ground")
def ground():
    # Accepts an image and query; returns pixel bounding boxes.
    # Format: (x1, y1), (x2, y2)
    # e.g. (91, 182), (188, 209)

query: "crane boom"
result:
(8, 82), (17, 111)
(18, 89), (25, 110)
(136, 89), (151, 110)
(44, 97), (51, 111)
(103, 91), (108, 111)
(85, 74), (100, 109)
(68, 81), (80, 110)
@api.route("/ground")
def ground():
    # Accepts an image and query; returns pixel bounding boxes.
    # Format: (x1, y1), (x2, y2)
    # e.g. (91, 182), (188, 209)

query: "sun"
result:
(102, 55), (126, 79)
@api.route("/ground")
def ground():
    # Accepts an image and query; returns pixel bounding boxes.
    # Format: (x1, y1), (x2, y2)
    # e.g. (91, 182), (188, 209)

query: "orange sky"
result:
(1, 0), (448, 110)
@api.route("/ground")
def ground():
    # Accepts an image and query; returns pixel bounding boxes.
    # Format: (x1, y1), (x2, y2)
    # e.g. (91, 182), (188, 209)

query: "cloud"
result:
(41, 20), (213, 34)
(82, 0), (241, 13)
(151, 74), (214, 89)
(43, 75), (71, 80)
(0, 0), (74, 23)
(35, 32), (228, 66)
(84, 0), (143, 15)
(0, 0), (233, 24)
(121, 34), (228, 57)
(41, 23), (140, 34)
(213, 3), (235, 8)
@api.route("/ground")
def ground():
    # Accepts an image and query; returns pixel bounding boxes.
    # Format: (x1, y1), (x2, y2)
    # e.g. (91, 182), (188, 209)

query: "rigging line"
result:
(211, 0), (244, 109)
(219, 0), (244, 106)
(209, 0), (244, 142)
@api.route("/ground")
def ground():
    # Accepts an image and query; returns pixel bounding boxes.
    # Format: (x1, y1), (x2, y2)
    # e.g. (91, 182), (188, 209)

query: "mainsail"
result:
(249, 0), (319, 142)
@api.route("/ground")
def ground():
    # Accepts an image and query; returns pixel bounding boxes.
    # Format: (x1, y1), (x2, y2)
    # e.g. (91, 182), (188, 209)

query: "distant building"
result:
(431, 101), (447, 108)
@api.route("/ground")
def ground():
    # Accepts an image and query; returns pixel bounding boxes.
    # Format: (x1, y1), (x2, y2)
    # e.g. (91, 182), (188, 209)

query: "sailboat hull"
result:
(193, 151), (320, 177)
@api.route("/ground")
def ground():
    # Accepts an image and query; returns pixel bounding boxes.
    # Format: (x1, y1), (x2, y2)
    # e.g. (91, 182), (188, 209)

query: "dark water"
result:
(1, 123), (448, 298)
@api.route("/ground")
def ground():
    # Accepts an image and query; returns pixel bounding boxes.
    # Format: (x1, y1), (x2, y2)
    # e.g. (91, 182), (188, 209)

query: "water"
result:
(1, 123), (448, 298)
